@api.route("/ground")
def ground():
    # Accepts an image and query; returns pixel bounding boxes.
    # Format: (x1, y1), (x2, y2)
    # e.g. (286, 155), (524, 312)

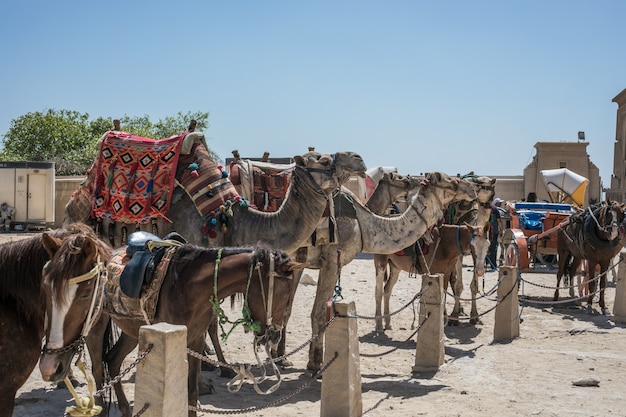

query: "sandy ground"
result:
(9, 232), (626, 417)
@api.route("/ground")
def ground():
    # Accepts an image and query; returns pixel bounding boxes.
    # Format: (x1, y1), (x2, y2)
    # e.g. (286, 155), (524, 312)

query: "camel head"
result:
(294, 150), (367, 193)
(422, 172), (478, 206)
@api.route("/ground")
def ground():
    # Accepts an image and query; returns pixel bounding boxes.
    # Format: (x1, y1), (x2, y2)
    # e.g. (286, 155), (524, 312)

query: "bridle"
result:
(41, 257), (106, 356)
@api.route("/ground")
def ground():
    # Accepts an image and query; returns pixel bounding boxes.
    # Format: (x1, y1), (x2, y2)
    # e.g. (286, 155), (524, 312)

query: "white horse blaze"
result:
(47, 284), (78, 349)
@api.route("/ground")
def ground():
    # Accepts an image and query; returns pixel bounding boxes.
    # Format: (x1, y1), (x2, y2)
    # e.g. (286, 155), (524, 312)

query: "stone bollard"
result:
(133, 323), (188, 417)
(412, 273), (445, 373)
(493, 266), (520, 342)
(613, 251), (626, 323)
(321, 301), (362, 417)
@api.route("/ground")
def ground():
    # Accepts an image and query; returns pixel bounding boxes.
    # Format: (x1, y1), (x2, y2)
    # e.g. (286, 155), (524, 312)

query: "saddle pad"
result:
(230, 159), (293, 212)
(104, 247), (176, 322)
(177, 140), (240, 217)
(93, 131), (185, 224)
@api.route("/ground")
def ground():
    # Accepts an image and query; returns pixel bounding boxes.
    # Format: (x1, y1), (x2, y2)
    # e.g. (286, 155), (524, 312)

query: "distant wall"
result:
(54, 177), (85, 228)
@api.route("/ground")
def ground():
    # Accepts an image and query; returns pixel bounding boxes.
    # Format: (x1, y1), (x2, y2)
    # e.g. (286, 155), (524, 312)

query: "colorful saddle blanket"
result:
(176, 134), (241, 217)
(104, 247), (176, 322)
(93, 131), (185, 224)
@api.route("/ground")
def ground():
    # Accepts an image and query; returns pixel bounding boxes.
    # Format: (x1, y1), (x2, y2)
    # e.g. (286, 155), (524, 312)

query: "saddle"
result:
(230, 158), (293, 212)
(120, 231), (187, 298)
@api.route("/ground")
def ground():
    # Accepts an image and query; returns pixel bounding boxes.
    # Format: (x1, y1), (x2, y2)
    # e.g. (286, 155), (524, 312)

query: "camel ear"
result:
(294, 155), (304, 167)
(42, 233), (62, 258)
(289, 261), (308, 272)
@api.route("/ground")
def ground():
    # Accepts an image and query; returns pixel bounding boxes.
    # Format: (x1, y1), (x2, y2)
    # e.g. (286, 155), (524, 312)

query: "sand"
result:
(10, 245), (626, 417)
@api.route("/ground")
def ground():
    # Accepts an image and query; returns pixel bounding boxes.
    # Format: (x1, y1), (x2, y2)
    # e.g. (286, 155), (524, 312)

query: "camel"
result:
(373, 223), (490, 332)
(445, 175), (496, 325)
(63, 128), (367, 377)
(294, 172), (480, 373)
(64, 131), (366, 252)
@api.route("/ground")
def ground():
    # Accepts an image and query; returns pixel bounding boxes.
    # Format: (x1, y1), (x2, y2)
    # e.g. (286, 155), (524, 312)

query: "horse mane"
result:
(43, 223), (112, 306)
(0, 235), (50, 318)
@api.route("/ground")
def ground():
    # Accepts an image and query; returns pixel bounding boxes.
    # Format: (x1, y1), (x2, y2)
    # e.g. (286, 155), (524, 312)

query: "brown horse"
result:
(373, 223), (490, 332)
(555, 201), (626, 315)
(82, 245), (305, 417)
(0, 223), (110, 417)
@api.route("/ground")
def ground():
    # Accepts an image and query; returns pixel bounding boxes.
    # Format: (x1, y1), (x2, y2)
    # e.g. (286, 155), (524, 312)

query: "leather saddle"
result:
(119, 231), (187, 298)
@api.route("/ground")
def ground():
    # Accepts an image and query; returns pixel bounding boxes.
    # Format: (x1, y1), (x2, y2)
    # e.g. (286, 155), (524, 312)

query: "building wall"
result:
(522, 141), (601, 205)
(607, 88), (626, 202)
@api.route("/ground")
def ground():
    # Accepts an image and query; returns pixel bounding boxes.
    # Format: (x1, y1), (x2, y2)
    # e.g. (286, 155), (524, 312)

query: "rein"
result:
(210, 249), (262, 341)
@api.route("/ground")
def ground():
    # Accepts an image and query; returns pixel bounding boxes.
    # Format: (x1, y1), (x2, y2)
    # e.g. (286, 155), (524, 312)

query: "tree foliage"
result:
(0, 110), (213, 176)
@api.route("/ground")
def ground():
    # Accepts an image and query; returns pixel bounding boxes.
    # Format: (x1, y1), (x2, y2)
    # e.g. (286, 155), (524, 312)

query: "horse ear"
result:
(82, 236), (99, 262)
(42, 233), (62, 258)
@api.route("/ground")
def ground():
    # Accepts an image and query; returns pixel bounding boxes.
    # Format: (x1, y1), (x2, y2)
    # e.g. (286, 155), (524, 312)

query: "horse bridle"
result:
(41, 258), (106, 356)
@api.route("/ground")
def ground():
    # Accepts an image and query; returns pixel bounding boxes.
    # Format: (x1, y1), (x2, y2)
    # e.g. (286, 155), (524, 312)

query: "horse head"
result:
(593, 201), (624, 242)
(247, 248), (306, 349)
(39, 225), (111, 383)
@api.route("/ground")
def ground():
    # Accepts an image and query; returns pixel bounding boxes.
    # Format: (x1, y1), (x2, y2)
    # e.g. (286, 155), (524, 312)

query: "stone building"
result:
(605, 88), (626, 202)
(490, 139), (601, 206)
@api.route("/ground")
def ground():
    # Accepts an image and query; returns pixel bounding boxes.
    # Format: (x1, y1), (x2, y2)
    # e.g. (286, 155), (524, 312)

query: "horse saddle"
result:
(120, 231), (187, 298)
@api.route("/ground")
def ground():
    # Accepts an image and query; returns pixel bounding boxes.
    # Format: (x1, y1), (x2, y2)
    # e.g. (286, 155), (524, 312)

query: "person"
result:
(494, 198), (511, 265)
(1, 202), (16, 232)
(486, 200), (501, 270)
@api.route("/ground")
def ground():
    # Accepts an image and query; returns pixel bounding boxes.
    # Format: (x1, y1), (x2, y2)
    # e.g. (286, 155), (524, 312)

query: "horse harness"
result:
(41, 257), (106, 356)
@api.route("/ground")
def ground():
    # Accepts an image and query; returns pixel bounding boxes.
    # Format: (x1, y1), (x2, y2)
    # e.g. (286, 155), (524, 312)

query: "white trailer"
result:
(0, 161), (55, 230)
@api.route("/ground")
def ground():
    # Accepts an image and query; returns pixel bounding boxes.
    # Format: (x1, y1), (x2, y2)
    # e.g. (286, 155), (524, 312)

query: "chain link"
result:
(94, 344), (153, 398)
(189, 352), (339, 415)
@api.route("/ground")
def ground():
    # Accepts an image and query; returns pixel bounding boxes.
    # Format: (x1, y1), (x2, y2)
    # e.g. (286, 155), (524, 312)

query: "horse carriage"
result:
(502, 168), (588, 272)
(502, 201), (577, 271)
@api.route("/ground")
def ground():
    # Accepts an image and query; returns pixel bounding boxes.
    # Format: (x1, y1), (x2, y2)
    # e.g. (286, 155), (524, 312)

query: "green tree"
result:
(0, 110), (214, 176)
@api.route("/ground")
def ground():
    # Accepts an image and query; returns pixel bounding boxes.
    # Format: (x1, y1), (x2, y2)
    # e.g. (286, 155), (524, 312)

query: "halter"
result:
(41, 257), (106, 355)
(456, 227), (473, 256)
(589, 205), (619, 237)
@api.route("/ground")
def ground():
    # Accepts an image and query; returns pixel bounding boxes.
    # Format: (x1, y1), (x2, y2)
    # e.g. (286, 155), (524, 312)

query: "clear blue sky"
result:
(1, 1), (624, 187)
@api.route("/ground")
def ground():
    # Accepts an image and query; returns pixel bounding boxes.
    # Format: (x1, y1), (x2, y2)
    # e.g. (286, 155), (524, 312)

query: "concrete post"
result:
(493, 266), (520, 342)
(321, 301), (362, 417)
(133, 323), (188, 417)
(412, 273), (445, 373)
(613, 251), (626, 323)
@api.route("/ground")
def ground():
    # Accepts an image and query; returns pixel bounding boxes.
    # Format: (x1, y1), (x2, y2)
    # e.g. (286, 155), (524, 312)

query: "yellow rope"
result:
(63, 358), (103, 416)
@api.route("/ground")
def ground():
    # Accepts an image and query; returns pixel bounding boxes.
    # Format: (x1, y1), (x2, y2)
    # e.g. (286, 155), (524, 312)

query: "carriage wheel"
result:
(502, 228), (529, 270)
(505, 241), (520, 267)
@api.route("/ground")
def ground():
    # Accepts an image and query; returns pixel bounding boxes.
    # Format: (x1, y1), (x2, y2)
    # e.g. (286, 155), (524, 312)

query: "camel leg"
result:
(307, 254), (339, 374)
(273, 265), (304, 367)
(383, 263), (401, 330)
(469, 271), (482, 325)
(373, 255), (387, 333)
(448, 260), (464, 325)
(273, 248), (307, 366)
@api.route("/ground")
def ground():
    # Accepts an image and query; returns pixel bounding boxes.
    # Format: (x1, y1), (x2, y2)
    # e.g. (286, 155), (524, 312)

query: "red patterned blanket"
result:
(93, 131), (185, 224)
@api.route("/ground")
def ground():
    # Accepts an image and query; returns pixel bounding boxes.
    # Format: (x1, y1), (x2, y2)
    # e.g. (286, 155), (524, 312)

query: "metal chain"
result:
(189, 352), (339, 415)
(520, 261), (618, 290)
(94, 344), (153, 397)
(133, 403), (150, 417)
(188, 316), (337, 371)
(360, 312), (431, 358)
(349, 287), (425, 321)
